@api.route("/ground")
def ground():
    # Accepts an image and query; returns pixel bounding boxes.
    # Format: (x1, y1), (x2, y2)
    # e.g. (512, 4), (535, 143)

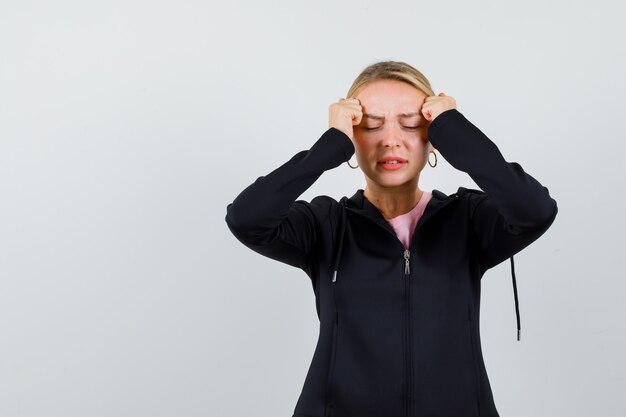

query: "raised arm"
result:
(427, 108), (558, 270)
(224, 127), (355, 275)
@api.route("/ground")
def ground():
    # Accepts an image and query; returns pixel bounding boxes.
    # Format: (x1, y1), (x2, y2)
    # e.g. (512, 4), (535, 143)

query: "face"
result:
(353, 79), (433, 190)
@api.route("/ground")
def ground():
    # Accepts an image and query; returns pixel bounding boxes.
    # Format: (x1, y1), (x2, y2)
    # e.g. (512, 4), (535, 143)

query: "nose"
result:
(381, 135), (401, 148)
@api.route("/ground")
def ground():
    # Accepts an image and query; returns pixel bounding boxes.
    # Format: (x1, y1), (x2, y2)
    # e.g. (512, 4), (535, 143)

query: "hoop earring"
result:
(347, 159), (359, 169)
(428, 150), (437, 168)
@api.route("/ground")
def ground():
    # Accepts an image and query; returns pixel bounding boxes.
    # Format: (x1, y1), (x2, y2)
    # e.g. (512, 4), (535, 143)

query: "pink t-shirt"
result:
(386, 190), (433, 249)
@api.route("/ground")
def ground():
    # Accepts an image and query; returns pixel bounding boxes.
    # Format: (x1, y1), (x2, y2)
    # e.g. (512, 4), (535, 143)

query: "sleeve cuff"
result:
(326, 127), (356, 161)
(427, 108), (463, 141)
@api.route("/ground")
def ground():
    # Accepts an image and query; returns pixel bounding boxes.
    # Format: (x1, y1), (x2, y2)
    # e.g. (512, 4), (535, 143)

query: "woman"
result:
(225, 61), (558, 417)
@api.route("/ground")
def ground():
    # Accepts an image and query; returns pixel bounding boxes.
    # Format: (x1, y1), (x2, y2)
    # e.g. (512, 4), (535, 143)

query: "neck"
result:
(363, 180), (424, 220)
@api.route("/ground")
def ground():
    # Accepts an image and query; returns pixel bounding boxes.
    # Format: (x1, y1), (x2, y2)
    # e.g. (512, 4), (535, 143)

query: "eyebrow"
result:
(363, 112), (422, 120)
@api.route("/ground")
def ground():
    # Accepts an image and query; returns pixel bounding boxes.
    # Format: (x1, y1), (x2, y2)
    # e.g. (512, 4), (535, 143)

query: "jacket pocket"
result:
(468, 305), (482, 417)
(325, 312), (339, 417)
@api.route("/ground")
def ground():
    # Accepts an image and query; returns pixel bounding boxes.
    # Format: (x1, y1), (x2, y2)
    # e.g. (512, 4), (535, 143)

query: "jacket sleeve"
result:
(427, 108), (558, 271)
(224, 127), (355, 273)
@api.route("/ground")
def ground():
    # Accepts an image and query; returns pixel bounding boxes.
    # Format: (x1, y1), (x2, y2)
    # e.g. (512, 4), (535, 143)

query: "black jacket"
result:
(225, 108), (558, 417)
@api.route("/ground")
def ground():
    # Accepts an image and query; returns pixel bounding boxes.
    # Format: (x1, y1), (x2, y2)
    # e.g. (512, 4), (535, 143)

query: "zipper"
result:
(342, 193), (458, 417)
(404, 249), (410, 275)
(404, 248), (412, 417)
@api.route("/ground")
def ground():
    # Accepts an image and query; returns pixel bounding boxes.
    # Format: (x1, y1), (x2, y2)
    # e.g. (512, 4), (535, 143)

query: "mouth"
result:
(378, 158), (408, 170)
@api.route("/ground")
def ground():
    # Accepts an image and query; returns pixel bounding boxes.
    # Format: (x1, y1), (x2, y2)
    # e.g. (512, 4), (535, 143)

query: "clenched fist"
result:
(328, 98), (363, 144)
(421, 92), (456, 122)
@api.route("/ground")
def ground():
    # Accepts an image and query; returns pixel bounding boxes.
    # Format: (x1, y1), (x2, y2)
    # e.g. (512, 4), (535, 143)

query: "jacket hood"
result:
(330, 187), (521, 341)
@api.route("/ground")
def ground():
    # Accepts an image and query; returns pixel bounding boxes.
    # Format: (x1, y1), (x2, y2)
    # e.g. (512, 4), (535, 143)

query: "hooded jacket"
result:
(225, 108), (558, 417)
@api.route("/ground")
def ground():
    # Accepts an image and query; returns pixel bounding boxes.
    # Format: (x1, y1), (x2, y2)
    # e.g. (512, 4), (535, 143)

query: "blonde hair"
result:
(346, 60), (435, 99)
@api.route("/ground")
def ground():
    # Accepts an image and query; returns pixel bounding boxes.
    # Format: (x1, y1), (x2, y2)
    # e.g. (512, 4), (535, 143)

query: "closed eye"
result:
(364, 126), (421, 131)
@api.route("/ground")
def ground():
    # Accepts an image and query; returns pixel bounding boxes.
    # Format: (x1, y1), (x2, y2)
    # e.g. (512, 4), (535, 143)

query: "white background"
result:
(1, 0), (625, 416)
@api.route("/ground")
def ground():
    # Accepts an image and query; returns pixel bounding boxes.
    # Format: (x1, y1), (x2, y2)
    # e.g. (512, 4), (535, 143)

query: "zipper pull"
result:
(404, 249), (410, 275)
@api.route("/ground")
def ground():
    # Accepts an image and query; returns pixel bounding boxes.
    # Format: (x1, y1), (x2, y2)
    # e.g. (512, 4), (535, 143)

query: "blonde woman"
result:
(225, 60), (558, 417)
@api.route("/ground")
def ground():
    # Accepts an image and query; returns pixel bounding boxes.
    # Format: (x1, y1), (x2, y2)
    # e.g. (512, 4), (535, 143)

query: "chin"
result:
(365, 167), (417, 187)
(375, 176), (413, 188)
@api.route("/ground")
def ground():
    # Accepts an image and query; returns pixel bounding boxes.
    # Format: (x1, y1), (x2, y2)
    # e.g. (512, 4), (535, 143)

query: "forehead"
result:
(355, 79), (426, 111)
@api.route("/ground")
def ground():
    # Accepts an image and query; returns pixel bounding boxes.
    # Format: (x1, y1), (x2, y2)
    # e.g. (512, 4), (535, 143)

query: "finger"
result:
(345, 102), (363, 111)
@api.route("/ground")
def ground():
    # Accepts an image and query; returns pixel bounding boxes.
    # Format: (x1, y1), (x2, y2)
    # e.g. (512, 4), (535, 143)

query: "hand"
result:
(329, 98), (363, 143)
(421, 92), (457, 123)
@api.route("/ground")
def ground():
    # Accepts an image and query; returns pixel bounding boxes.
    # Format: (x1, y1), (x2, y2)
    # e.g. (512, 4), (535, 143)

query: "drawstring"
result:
(510, 255), (521, 341)
(329, 199), (347, 330)
(331, 198), (347, 284)
(325, 199), (346, 414)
